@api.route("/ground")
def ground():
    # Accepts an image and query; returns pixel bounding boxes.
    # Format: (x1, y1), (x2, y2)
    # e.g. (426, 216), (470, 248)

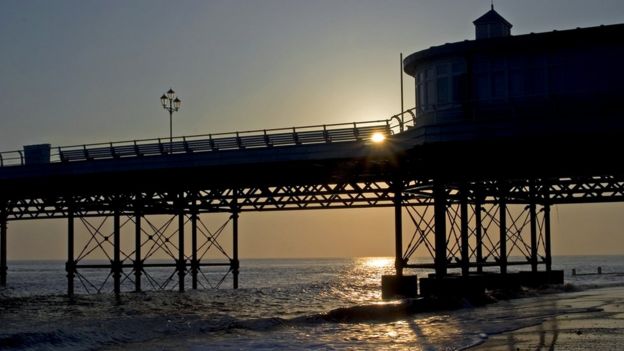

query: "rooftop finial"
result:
(491, 0), (494, 10)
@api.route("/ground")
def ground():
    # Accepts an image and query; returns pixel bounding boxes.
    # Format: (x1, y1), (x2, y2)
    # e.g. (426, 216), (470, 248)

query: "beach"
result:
(1, 257), (624, 350)
(473, 286), (624, 350)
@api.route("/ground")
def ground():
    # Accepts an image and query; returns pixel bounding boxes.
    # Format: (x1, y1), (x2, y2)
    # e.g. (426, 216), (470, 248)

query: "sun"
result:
(371, 132), (385, 143)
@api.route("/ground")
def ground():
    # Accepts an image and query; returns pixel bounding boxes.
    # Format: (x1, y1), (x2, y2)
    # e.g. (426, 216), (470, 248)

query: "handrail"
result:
(53, 118), (392, 151)
(0, 108), (416, 167)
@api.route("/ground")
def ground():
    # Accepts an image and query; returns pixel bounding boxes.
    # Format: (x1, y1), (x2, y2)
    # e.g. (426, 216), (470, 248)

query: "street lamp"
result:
(160, 88), (181, 153)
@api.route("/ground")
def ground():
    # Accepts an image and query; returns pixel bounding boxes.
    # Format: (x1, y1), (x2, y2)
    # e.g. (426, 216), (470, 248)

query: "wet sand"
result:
(473, 286), (624, 350)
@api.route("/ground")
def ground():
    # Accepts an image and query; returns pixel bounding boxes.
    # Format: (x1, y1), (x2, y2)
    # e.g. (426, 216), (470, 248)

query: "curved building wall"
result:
(405, 25), (624, 133)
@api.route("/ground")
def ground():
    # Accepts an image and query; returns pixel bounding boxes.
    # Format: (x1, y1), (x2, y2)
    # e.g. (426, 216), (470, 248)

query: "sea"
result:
(1, 256), (623, 350)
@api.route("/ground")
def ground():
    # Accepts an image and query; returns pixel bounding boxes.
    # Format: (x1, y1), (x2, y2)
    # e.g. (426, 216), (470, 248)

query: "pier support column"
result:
(529, 183), (538, 273)
(499, 187), (507, 275)
(1, 211), (7, 288)
(66, 205), (75, 297)
(381, 181), (417, 299)
(191, 212), (198, 290)
(134, 206), (142, 292)
(474, 192), (483, 274)
(544, 203), (552, 272)
(178, 210), (185, 292)
(232, 189), (240, 289)
(394, 183), (404, 276)
(434, 182), (447, 278)
(460, 185), (469, 277)
(113, 207), (121, 295)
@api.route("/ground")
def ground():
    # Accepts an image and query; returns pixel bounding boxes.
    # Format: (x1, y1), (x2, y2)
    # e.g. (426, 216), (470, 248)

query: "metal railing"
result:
(0, 110), (417, 167)
(0, 109), (415, 167)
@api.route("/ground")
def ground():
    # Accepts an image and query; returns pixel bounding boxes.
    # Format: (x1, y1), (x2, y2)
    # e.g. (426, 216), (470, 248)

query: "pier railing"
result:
(0, 114), (417, 167)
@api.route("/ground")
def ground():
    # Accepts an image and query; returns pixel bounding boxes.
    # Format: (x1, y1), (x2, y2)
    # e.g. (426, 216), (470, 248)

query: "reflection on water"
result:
(361, 257), (394, 269)
(2, 257), (624, 350)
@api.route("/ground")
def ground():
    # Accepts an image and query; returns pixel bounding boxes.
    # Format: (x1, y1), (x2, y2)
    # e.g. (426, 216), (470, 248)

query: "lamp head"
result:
(166, 88), (175, 100)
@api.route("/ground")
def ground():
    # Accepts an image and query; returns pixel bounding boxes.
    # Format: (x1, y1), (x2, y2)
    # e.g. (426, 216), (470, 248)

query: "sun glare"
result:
(371, 132), (385, 143)
(363, 257), (393, 268)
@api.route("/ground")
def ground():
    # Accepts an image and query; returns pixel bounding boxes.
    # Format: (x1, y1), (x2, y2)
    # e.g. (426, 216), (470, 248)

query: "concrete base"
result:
(419, 276), (486, 299)
(518, 270), (564, 287)
(381, 275), (418, 299)
(420, 270), (565, 298)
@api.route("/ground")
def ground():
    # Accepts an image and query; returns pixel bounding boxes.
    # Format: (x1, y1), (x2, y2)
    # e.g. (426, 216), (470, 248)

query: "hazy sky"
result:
(2, 0), (624, 260)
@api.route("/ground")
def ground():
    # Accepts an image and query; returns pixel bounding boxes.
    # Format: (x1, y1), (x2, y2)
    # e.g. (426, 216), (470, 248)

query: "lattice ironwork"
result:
(67, 210), (236, 295)
(72, 215), (136, 294)
(402, 202), (436, 263)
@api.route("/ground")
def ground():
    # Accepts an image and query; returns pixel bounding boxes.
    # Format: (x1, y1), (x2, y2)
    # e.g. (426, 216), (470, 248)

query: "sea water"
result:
(1, 256), (623, 350)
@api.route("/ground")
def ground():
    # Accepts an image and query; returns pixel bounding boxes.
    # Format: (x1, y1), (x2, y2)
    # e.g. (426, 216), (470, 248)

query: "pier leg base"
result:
(419, 276), (486, 299)
(518, 270), (564, 287)
(381, 275), (417, 299)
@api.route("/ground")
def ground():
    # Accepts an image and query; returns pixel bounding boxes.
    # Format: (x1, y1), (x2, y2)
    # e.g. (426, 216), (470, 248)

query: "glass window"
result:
(452, 61), (466, 74)
(437, 77), (450, 104)
(492, 72), (506, 99)
(426, 81), (435, 107)
(509, 70), (524, 97)
(476, 74), (490, 100)
(437, 63), (449, 76)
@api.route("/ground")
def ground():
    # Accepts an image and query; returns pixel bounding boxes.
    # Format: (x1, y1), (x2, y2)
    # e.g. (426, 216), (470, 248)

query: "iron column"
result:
(113, 206), (121, 295)
(529, 183), (538, 273)
(178, 208), (185, 292)
(1, 211), (7, 287)
(544, 203), (552, 272)
(499, 186), (507, 274)
(67, 203), (75, 297)
(394, 181), (404, 276)
(232, 189), (239, 289)
(434, 181), (447, 278)
(460, 185), (469, 277)
(134, 201), (142, 292)
(475, 191), (483, 274)
(191, 212), (198, 289)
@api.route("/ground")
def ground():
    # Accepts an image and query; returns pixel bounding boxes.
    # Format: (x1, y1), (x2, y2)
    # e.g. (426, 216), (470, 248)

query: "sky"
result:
(2, 0), (624, 260)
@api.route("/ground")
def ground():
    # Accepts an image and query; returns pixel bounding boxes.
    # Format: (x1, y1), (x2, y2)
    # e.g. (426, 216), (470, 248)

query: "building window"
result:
(474, 56), (508, 101)
(415, 60), (467, 113)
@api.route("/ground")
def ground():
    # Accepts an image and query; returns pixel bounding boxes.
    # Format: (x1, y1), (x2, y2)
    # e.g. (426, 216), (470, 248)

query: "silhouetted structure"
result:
(1, 8), (624, 298)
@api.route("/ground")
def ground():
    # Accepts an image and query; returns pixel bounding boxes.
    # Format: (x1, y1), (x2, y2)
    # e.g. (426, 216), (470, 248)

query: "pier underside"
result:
(2, 132), (624, 296)
(1, 174), (622, 296)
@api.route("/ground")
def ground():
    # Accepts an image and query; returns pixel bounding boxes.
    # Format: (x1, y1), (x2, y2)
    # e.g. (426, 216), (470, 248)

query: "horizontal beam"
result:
(4, 175), (624, 220)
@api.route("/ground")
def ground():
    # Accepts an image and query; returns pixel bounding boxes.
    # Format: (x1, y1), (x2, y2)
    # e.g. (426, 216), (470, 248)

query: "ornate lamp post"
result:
(160, 88), (181, 153)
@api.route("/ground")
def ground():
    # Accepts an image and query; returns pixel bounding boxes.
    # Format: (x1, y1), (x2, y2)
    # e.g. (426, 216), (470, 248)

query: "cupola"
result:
(473, 5), (512, 39)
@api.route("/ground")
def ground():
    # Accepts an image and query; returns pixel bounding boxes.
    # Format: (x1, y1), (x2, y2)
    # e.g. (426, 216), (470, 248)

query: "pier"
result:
(2, 14), (624, 299)
(1, 107), (623, 297)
